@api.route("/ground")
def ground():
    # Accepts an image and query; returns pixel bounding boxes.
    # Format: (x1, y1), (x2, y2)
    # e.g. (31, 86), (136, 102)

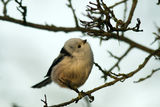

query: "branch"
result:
(124, 0), (137, 27)
(94, 46), (133, 81)
(134, 68), (160, 83)
(128, 18), (143, 32)
(0, 15), (159, 57)
(49, 50), (158, 107)
(67, 0), (79, 27)
(109, 0), (128, 8)
(41, 94), (48, 107)
(94, 62), (118, 81)
(151, 25), (160, 45)
(1, 0), (11, 16)
(81, 0), (142, 34)
(107, 46), (133, 72)
(0, 16), (81, 32)
(151, 32), (160, 45)
(15, 0), (27, 23)
(109, 33), (160, 57)
(123, 0), (128, 22)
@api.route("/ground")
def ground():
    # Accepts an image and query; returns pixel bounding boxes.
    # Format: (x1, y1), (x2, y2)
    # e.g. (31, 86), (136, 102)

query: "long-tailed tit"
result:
(32, 38), (94, 93)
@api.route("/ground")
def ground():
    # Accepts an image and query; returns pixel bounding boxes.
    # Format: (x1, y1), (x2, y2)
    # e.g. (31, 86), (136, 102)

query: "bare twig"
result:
(121, 0), (128, 36)
(94, 62), (108, 81)
(123, 0), (128, 22)
(94, 62), (118, 81)
(124, 0), (137, 28)
(151, 25), (160, 45)
(151, 32), (160, 45)
(15, 0), (27, 23)
(131, 18), (143, 32)
(107, 51), (120, 59)
(97, 46), (133, 81)
(1, 0), (11, 16)
(109, 0), (128, 8)
(122, 50), (160, 77)
(67, 0), (79, 27)
(81, 0), (142, 33)
(107, 46), (133, 72)
(41, 94), (48, 107)
(134, 68), (160, 83)
(49, 93), (86, 107)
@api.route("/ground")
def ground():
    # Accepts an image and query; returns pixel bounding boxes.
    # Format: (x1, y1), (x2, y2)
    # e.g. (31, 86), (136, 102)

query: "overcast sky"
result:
(0, 0), (160, 107)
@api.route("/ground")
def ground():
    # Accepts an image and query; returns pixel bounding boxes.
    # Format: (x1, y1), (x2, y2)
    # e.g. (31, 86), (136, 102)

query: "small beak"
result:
(83, 39), (87, 44)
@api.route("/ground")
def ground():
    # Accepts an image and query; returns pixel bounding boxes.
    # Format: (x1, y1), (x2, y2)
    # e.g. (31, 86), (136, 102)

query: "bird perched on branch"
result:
(32, 38), (94, 93)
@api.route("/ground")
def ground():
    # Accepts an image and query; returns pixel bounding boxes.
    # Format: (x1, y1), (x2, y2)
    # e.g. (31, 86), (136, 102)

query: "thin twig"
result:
(15, 0), (27, 23)
(94, 62), (118, 81)
(81, 0), (142, 33)
(49, 94), (84, 107)
(151, 32), (160, 45)
(109, 0), (128, 8)
(1, 0), (11, 16)
(107, 46), (133, 72)
(123, 0), (128, 22)
(151, 25), (160, 45)
(124, 0), (137, 28)
(67, 0), (79, 27)
(134, 68), (160, 83)
(41, 94), (48, 107)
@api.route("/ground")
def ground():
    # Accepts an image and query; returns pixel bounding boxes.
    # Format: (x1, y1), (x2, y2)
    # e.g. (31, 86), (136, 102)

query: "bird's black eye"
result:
(78, 45), (81, 48)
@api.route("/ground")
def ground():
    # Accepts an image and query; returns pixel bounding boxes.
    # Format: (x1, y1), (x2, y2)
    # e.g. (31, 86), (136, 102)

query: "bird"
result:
(31, 38), (94, 93)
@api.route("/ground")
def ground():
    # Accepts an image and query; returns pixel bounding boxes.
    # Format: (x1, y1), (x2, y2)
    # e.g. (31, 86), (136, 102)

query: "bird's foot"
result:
(75, 90), (94, 103)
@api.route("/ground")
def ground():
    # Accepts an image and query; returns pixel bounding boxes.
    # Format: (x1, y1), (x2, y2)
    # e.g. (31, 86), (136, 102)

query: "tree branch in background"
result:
(94, 62), (118, 81)
(109, 0), (128, 9)
(1, 0), (11, 16)
(124, 0), (137, 28)
(151, 32), (160, 45)
(15, 0), (27, 23)
(80, 0), (142, 36)
(151, 25), (160, 49)
(134, 68), (160, 83)
(41, 94), (48, 107)
(123, 0), (128, 22)
(107, 46), (133, 71)
(67, 0), (79, 27)
(94, 46), (133, 81)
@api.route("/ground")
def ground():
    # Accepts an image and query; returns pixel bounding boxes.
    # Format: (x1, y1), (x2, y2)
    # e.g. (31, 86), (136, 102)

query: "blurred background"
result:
(0, 0), (160, 107)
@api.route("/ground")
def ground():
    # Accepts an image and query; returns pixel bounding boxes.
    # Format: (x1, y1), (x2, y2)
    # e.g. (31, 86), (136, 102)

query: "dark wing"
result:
(31, 77), (52, 88)
(45, 47), (71, 77)
(45, 54), (65, 77)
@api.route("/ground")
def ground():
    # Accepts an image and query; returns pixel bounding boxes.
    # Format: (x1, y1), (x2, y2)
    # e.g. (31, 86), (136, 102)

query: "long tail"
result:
(31, 77), (52, 88)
